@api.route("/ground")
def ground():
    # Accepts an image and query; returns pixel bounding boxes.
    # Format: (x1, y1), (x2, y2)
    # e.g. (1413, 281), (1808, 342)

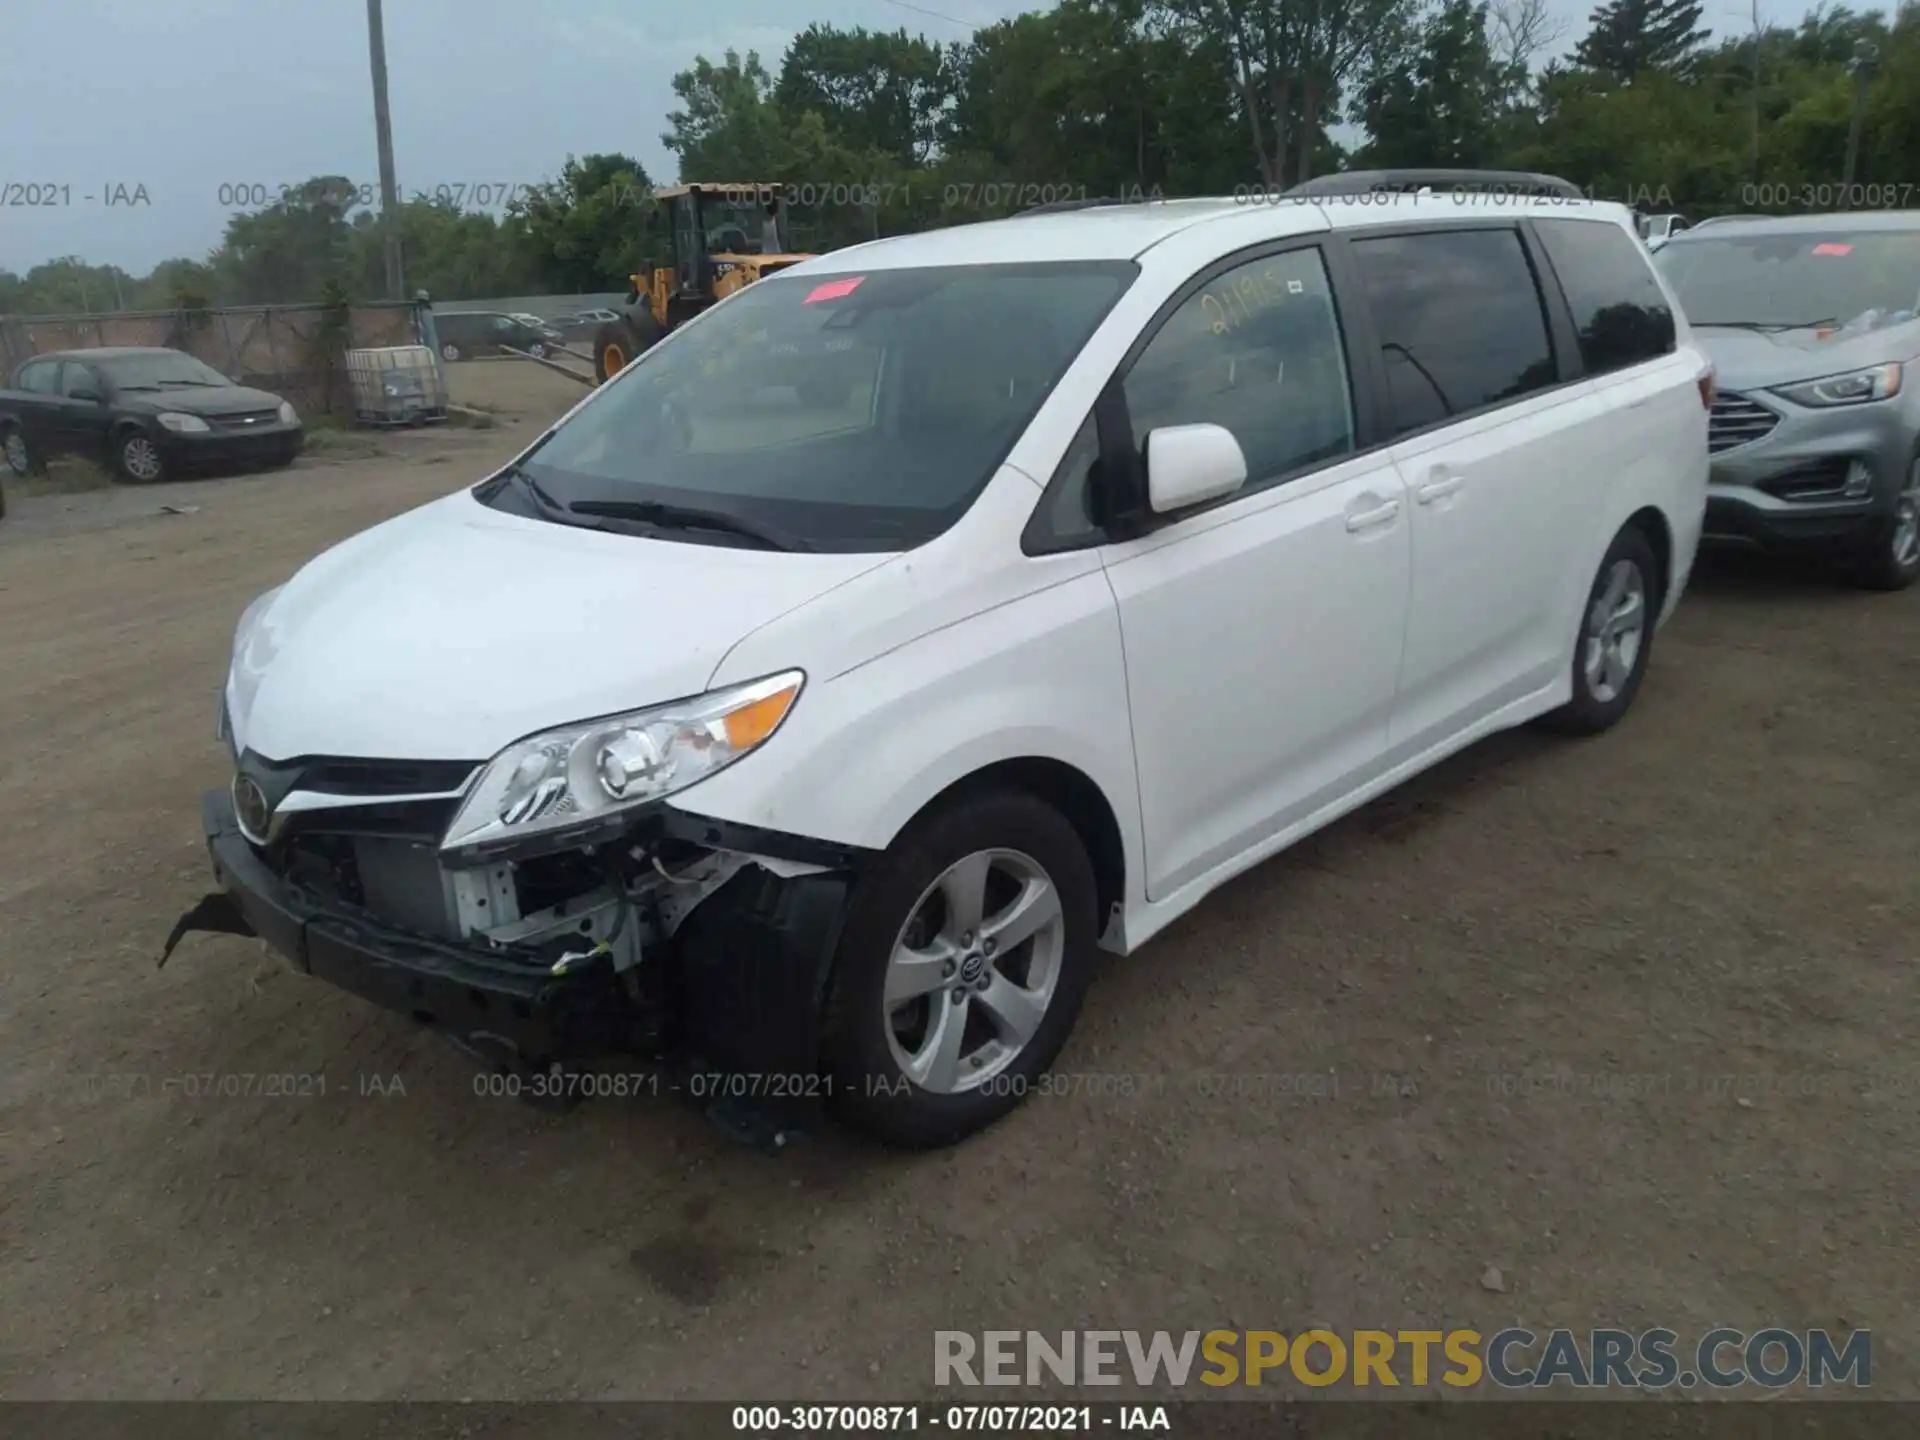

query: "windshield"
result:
(703, 198), (781, 254)
(503, 261), (1135, 552)
(1656, 230), (1920, 328)
(97, 352), (230, 388)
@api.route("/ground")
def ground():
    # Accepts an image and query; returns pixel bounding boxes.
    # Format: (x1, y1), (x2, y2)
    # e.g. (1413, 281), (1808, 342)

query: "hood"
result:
(232, 490), (890, 763)
(118, 384), (286, 417)
(1693, 318), (1920, 392)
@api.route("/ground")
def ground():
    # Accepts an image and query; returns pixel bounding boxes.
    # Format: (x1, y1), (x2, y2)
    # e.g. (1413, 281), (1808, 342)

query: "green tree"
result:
(776, 24), (954, 165)
(947, 0), (1247, 198)
(215, 176), (365, 305)
(1571, 0), (1710, 82)
(511, 153), (657, 293)
(1359, 0), (1506, 166)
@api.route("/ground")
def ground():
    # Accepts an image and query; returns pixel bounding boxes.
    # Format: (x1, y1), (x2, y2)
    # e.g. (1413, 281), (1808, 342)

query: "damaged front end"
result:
(168, 739), (867, 1147)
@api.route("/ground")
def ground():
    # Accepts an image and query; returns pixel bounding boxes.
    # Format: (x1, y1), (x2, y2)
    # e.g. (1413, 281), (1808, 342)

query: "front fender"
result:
(666, 565), (1144, 885)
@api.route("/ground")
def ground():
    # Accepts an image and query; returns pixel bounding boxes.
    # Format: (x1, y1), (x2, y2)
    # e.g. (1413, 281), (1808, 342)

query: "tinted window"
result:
(16, 361), (58, 394)
(1123, 247), (1354, 491)
(1031, 413), (1104, 549)
(1534, 218), (1676, 375)
(1351, 228), (1558, 439)
(509, 262), (1135, 551)
(59, 363), (102, 397)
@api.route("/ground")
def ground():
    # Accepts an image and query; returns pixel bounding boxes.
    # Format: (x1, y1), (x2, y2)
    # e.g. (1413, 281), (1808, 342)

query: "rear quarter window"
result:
(1534, 217), (1677, 376)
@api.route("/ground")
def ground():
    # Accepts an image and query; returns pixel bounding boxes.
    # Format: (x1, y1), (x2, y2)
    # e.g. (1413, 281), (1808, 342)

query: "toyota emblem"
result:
(232, 774), (273, 839)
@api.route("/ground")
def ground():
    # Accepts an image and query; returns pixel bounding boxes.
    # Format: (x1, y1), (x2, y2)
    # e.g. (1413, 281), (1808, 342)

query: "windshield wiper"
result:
(1699, 318), (1836, 332)
(568, 498), (811, 552)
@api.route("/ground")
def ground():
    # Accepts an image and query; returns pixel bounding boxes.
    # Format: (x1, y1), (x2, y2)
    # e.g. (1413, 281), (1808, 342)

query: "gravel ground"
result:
(0, 359), (1914, 1402)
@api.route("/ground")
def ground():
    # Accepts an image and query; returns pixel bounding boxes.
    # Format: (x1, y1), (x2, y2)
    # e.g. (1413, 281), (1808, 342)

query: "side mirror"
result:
(1145, 423), (1247, 515)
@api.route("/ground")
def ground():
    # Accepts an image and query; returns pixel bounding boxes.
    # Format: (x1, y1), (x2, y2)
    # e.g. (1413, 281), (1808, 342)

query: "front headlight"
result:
(278, 401), (299, 425)
(157, 412), (211, 433)
(440, 670), (805, 857)
(233, 585), (284, 664)
(225, 585), (285, 753)
(1771, 363), (1904, 408)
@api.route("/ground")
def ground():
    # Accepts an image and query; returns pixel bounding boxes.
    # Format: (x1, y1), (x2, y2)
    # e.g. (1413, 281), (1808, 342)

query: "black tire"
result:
(440, 341), (463, 362)
(823, 787), (1100, 1148)
(2, 423), (33, 479)
(592, 313), (665, 385)
(1846, 451), (1920, 591)
(1540, 524), (1660, 735)
(111, 428), (166, 485)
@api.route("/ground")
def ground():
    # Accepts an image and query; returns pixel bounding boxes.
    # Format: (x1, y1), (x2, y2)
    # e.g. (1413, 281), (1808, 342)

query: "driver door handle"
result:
(1416, 469), (1463, 504)
(1344, 496), (1401, 532)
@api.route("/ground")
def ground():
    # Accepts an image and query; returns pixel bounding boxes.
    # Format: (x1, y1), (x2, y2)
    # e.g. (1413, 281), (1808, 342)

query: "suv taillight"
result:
(1697, 368), (1716, 410)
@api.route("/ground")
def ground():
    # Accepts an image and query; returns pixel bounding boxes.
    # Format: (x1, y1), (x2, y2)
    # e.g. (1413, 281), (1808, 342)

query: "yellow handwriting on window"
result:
(1201, 265), (1308, 335)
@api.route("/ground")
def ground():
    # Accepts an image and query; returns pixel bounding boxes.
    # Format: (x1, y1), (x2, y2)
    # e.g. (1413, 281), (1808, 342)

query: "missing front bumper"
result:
(168, 790), (859, 1143)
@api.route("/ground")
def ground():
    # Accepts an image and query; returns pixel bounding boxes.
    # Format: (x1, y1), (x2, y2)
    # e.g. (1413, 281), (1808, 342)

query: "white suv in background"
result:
(173, 171), (1710, 1149)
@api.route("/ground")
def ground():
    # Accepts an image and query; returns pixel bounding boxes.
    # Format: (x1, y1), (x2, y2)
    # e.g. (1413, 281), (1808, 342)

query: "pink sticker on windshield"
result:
(1811, 243), (1853, 255)
(805, 277), (864, 303)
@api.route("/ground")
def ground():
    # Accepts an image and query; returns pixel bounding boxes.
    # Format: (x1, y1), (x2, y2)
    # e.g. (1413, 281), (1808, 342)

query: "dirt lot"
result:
(1, 357), (1915, 1403)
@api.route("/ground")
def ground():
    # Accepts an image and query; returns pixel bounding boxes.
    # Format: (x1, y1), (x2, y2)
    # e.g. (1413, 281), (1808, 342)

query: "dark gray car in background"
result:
(1654, 213), (1920, 589)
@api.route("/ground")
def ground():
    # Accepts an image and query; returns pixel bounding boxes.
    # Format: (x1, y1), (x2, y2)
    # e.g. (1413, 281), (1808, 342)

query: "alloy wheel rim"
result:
(1892, 460), (1920, 570)
(3, 433), (25, 474)
(1583, 559), (1646, 704)
(123, 438), (162, 481)
(882, 848), (1066, 1095)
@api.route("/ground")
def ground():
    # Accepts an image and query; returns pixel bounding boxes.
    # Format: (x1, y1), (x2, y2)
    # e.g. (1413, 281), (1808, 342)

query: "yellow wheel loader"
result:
(592, 183), (816, 385)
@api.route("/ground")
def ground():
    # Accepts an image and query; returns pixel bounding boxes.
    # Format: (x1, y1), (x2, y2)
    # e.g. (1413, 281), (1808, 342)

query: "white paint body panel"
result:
(229, 195), (1708, 960)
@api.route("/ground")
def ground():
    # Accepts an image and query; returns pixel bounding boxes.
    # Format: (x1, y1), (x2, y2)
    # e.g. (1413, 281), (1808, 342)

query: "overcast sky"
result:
(0, 0), (1832, 275)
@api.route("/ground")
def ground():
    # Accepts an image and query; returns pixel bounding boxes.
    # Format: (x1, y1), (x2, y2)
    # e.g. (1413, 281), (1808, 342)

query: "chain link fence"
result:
(0, 301), (428, 419)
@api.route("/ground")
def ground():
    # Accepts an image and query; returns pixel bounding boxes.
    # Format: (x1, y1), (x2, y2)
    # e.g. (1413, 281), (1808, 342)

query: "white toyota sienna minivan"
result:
(169, 172), (1711, 1149)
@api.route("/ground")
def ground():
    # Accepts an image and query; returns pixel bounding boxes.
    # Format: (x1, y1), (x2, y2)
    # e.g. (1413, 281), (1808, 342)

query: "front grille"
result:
(298, 757), (478, 797)
(208, 409), (282, 431)
(1708, 392), (1780, 453)
(236, 752), (479, 847)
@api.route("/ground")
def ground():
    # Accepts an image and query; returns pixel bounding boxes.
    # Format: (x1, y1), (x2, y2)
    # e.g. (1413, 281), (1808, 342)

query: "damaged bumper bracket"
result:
(168, 790), (863, 1149)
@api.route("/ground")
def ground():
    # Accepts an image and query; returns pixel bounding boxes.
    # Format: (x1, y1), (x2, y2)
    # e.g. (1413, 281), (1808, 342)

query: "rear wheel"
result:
(2, 424), (32, 478)
(824, 788), (1099, 1148)
(440, 341), (463, 362)
(1847, 453), (1920, 591)
(1540, 524), (1659, 735)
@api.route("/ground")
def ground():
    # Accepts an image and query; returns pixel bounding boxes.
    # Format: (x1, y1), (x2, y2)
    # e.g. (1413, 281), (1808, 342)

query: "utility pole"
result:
(1840, 39), (1877, 202)
(366, 0), (405, 299)
(1748, 0), (1761, 185)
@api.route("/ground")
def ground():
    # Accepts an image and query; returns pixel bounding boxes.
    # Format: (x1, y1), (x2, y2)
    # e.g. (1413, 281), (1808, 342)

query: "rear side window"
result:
(17, 361), (58, 394)
(1350, 228), (1558, 440)
(1534, 218), (1676, 376)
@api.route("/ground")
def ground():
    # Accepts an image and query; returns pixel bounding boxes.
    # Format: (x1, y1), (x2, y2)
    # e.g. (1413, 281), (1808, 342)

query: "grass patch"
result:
(8, 457), (115, 497)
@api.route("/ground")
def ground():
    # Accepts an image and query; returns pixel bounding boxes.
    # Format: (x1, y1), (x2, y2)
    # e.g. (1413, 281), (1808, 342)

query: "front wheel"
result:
(113, 430), (166, 484)
(824, 788), (1099, 1148)
(1847, 455), (1920, 591)
(592, 313), (666, 386)
(1539, 524), (1659, 735)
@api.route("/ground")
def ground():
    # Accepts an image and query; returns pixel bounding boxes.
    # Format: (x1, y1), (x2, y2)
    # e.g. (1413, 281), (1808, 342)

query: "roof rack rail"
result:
(1016, 196), (1147, 217)
(1285, 169), (1585, 200)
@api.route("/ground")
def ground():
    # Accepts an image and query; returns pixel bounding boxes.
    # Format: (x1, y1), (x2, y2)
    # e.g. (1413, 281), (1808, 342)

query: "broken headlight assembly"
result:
(439, 669), (804, 861)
